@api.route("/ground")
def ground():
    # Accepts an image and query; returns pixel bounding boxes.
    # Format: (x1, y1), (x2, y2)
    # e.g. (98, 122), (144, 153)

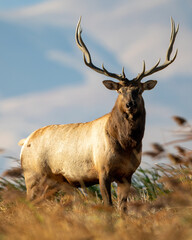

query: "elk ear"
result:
(143, 80), (157, 91)
(102, 80), (121, 91)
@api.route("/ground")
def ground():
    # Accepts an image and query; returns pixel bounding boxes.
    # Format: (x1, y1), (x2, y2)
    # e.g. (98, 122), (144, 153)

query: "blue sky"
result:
(0, 0), (191, 172)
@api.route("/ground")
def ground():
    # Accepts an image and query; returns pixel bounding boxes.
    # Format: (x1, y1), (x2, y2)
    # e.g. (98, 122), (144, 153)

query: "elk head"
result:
(76, 18), (179, 115)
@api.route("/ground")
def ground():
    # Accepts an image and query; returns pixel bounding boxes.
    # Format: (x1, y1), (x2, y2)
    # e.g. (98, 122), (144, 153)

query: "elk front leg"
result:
(99, 172), (112, 206)
(117, 176), (132, 213)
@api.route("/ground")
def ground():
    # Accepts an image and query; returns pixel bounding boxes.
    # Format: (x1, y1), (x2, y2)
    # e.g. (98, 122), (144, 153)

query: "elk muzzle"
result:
(126, 90), (138, 111)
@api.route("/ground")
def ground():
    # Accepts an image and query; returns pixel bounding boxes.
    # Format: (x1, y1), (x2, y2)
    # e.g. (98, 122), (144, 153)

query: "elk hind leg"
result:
(24, 171), (44, 201)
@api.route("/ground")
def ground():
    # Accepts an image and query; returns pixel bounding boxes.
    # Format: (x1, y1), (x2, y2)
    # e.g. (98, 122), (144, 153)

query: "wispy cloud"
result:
(46, 50), (81, 71)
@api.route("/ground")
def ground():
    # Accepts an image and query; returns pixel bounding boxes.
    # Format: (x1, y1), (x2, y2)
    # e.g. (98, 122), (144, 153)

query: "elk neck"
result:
(106, 95), (146, 151)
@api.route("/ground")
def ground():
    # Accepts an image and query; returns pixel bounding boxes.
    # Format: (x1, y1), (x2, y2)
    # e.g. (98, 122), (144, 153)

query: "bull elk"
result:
(20, 18), (178, 211)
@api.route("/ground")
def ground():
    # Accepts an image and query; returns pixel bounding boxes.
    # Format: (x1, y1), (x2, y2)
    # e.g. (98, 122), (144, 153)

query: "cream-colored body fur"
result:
(21, 116), (107, 184)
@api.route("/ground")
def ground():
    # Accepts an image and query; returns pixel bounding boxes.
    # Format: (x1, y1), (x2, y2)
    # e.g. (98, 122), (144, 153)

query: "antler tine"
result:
(166, 17), (179, 61)
(122, 67), (126, 78)
(76, 17), (129, 82)
(135, 18), (179, 82)
(76, 17), (93, 67)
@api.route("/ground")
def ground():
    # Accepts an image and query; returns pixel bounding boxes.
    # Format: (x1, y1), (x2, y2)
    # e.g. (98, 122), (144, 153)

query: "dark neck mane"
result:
(106, 96), (146, 151)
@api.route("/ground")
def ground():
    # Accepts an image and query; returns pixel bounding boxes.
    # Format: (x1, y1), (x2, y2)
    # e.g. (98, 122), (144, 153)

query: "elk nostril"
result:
(126, 102), (133, 108)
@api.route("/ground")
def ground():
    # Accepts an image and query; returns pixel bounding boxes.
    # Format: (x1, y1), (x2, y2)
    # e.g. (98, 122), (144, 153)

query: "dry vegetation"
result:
(0, 116), (192, 240)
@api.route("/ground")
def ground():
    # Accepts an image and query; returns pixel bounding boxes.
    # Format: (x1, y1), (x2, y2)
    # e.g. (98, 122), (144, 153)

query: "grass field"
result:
(0, 116), (192, 240)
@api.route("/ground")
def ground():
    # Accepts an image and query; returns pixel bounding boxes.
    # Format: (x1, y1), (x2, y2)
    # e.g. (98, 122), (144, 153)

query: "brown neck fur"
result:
(106, 96), (146, 151)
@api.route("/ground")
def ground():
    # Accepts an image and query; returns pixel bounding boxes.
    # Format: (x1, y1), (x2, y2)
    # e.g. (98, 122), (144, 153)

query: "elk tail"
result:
(18, 138), (26, 146)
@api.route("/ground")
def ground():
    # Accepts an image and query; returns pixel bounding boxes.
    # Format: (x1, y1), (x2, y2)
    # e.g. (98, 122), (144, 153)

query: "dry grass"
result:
(0, 116), (192, 240)
(1, 181), (192, 240)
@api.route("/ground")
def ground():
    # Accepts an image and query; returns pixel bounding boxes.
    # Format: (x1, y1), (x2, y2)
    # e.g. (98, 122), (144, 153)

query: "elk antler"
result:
(75, 17), (128, 82)
(134, 17), (179, 82)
